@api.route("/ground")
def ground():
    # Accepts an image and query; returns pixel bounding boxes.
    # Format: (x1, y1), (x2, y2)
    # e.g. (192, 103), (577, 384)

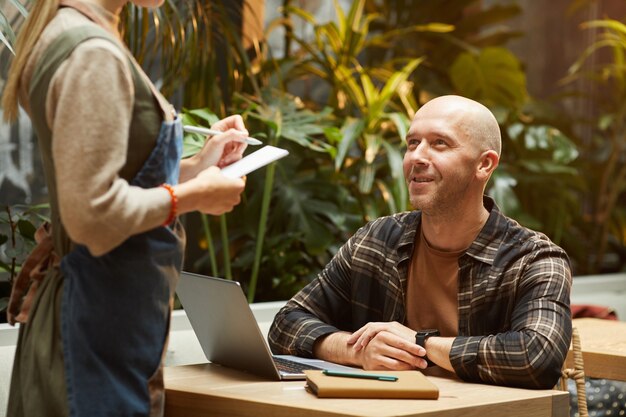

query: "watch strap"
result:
(415, 329), (440, 367)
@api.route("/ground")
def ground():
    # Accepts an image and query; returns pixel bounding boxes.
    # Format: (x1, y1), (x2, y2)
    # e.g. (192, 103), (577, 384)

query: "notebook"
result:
(220, 146), (289, 179)
(176, 272), (355, 380)
(304, 370), (440, 399)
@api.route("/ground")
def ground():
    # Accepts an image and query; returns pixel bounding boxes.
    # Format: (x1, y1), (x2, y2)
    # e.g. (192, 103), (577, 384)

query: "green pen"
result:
(322, 370), (398, 382)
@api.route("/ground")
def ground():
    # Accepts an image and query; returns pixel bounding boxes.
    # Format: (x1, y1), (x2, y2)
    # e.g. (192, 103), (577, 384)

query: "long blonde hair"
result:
(2, 1), (60, 122)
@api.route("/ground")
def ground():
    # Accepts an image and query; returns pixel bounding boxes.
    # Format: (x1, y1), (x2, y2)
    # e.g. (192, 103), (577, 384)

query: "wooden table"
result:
(164, 364), (568, 417)
(566, 318), (626, 381)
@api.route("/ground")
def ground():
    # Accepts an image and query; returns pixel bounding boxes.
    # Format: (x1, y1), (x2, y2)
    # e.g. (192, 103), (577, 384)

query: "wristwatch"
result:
(415, 329), (440, 367)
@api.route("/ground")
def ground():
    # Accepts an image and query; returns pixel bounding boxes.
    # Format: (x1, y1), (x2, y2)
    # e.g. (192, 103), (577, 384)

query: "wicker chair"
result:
(559, 327), (588, 417)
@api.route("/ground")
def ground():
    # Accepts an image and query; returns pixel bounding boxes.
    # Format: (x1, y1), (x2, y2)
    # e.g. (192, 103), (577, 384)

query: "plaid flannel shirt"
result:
(268, 197), (572, 389)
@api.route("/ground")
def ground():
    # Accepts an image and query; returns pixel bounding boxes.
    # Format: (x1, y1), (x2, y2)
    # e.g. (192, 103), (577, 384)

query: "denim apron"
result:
(60, 116), (184, 416)
(21, 18), (185, 417)
(61, 118), (183, 416)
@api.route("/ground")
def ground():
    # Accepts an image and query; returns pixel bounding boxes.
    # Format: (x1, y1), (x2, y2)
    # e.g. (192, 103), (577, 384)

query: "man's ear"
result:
(476, 150), (499, 181)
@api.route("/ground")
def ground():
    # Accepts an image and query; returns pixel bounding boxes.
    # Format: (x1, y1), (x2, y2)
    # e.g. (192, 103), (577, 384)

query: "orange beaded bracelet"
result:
(161, 183), (178, 226)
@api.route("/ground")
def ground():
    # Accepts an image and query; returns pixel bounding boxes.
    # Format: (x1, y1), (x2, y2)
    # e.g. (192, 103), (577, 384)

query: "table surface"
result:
(566, 318), (626, 381)
(164, 364), (568, 417)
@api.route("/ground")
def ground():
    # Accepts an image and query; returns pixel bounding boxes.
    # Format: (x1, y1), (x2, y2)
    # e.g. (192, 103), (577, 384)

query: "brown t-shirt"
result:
(405, 227), (463, 337)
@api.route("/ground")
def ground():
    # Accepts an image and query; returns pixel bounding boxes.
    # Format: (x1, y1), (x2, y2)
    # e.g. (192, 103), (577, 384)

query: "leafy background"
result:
(1, 0), (625, 313)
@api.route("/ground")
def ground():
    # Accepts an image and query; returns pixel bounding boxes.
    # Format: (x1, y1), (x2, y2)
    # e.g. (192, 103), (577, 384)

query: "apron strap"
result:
(28, 22), (168, 184)
(29, 25), (119, 142)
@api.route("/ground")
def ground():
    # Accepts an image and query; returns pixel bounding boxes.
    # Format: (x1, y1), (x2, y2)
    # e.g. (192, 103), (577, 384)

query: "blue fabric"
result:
(131, 117), (183, 188)
(568, 378), (626, 417)
(60, 117), (184, 417)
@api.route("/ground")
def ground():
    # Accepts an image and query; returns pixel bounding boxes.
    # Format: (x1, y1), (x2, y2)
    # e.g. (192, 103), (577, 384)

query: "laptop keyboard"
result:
(273, 356), (324, 374)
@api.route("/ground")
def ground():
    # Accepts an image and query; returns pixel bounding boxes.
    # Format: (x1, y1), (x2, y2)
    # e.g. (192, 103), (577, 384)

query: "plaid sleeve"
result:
(450, 243), (572, 389)
(267, 227), (360, 357)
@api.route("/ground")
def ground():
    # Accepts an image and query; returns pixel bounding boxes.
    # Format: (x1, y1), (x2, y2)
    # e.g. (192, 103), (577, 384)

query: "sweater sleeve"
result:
(48, 38), (171, 256)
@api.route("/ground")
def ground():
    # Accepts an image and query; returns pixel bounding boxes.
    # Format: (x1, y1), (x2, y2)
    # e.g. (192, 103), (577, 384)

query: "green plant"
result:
(181, 89), (360, 302)
(281, 0), (451, 219)
(562, 18), (626, 273)
(238, 92), (328, 301)
(263, 0), (591, 283)
(0, 0), (28, 55)
(449, 41), (586, 265)
(120, 0), (260, 112)
(450, 47), (528, 110)
(491, 122), (583, 242)
(365, 1), (524, 99)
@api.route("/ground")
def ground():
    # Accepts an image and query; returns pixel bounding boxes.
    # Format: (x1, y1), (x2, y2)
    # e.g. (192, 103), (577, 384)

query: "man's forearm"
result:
(425, 337), (454, 372)
(313, 332), (361, 367)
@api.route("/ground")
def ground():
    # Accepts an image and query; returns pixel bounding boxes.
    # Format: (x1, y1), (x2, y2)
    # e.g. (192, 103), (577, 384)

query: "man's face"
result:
(402, 106), (482, 214)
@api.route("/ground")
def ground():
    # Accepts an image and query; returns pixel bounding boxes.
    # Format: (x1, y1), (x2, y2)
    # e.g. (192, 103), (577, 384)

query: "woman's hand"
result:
(180, 115), (249, 182)
(209, 115), (249, 167)
(198, 129), (247, 168)
(175, 166), (246, 216)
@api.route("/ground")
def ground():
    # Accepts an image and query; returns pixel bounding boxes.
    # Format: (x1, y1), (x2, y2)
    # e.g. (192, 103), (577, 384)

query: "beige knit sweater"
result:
(20, 2), (175, 256)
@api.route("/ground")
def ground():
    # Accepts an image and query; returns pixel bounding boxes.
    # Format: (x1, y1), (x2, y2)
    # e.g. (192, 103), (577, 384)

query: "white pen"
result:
(183, 125), (263, 146)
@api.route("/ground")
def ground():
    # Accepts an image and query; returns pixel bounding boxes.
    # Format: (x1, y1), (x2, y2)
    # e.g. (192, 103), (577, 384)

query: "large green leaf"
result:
(9, 0), (29, 17)
(334, 117), (365, 171)
(0, 30), (14, 54)
(489, 173), (540, 229)
(450, 47), (527, 108)
(369, 58), (423, 123)
(507, 123), (579, 165)
(278, 185), (338, 254)
(0, 10), (16, 54)
(363, 133), (381, 164)
(374, 180), (397, 214)
(180, 109), (221, 159)
(387, 112), (411, 142)
(381, 140), (408, 212)
(582, 19), (626, 36)
(358, 163), (376, 194)
(239, 90), (335, 152)
(368, 23), (454, 48)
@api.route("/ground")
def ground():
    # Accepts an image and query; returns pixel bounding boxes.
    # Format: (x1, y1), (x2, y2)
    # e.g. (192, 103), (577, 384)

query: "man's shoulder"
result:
(496, 211), (567, 256)
(353, 211), (419, 247)
(363, 211), (419, 233)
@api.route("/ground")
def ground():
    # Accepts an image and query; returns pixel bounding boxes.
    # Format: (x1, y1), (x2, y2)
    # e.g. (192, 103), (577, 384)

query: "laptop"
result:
(176, 271), (355, 380)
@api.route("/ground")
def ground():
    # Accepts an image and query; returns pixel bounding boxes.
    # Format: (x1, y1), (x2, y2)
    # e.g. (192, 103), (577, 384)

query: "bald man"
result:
(268, 95), (572, 389)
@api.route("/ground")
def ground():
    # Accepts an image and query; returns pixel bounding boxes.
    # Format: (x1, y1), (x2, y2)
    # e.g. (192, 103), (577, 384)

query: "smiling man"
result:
(268, 95), (573, 389)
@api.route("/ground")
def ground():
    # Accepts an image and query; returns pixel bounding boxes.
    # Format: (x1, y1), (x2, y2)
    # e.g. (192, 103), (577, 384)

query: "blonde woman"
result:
(2, 0), (248, 415)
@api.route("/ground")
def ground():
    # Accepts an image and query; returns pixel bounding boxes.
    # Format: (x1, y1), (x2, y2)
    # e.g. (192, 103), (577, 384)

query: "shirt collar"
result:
(398, 196), (504, 267)
(397, 211), (421, 263)
(464, 196), (504, 266)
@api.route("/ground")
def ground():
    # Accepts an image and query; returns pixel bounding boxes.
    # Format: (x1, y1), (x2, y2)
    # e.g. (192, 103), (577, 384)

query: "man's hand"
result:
(347, 322), (456, 372)
(348, 321), (414, 351)
(348, 322), (427, 370)
(313, 323), (428, 371)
